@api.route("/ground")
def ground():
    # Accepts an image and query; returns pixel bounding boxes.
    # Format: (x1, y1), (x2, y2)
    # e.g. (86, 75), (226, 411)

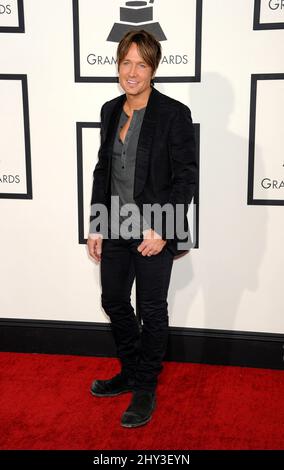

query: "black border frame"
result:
(0, 74), (32, 199)
(253, 0), (284, 30)
(73, 0), (203, 83)
(76, 122), (200, 248)
(247, 73), (284, 206)
(0, 0), (25, 33)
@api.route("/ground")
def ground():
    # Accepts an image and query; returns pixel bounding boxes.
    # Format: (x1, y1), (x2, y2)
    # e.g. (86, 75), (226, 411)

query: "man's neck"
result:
(124, 87), (152, 114)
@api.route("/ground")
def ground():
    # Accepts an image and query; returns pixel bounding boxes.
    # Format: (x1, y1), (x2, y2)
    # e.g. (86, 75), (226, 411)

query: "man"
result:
(87, 30), (197, 428)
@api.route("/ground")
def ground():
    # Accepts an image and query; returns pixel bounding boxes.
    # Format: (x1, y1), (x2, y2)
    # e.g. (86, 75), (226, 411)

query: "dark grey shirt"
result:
(109, 106), (150, 238)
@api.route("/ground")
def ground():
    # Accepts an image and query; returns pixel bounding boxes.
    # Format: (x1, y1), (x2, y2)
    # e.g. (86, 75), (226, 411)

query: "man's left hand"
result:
(137, 229), (167, 256)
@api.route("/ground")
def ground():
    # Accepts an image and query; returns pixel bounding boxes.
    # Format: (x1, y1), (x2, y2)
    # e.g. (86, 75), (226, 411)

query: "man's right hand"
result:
(87, 234), (103, 262)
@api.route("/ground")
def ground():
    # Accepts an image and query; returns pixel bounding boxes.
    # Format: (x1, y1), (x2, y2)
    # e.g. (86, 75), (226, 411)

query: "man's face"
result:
(118, 42), (153, 98)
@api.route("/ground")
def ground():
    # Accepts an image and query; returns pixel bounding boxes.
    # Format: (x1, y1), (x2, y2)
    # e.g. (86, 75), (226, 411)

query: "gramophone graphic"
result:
(107, 0), (166, 42)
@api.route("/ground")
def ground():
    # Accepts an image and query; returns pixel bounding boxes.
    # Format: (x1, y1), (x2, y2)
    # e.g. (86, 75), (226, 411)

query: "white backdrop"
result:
(0, 0), (283, 334)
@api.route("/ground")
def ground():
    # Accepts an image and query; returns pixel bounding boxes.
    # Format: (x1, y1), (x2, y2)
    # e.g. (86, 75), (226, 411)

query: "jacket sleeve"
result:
(162, 104), (197, 240)
(89, 103), (109, 233)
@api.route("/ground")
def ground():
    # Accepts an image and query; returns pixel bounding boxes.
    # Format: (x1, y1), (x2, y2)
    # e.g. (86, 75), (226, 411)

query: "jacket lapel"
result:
(104, 86), (160, 197)
(104, 94), (125, 193)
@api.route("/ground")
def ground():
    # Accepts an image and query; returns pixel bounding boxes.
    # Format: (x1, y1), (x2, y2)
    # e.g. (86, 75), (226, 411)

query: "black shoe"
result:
(121, 391), (156, 428)
(90, 373), (134, 397)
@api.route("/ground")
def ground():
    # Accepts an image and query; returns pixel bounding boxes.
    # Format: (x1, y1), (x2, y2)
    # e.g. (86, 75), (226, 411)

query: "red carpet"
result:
(0, 352), (283, 450)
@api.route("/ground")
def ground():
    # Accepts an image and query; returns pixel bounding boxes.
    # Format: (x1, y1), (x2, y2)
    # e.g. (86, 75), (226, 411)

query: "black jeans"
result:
(100, 235), (174, 392)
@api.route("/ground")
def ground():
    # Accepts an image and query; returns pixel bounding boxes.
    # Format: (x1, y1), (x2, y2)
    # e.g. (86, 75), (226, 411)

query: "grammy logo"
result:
(107, 0), (166, 42)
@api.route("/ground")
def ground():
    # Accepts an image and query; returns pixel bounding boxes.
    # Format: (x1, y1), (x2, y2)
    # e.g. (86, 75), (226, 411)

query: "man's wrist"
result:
(88, 233), (103, 240)
(142, 228), (162, 240)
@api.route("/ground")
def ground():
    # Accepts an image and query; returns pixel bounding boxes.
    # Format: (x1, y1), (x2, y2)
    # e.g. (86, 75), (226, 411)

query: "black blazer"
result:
(90, 86), (197, 256)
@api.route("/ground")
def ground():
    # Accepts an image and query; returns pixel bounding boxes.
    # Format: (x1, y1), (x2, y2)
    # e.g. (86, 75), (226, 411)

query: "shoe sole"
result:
(90, 388), (133, 397)
(121, 415), (153, 428)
